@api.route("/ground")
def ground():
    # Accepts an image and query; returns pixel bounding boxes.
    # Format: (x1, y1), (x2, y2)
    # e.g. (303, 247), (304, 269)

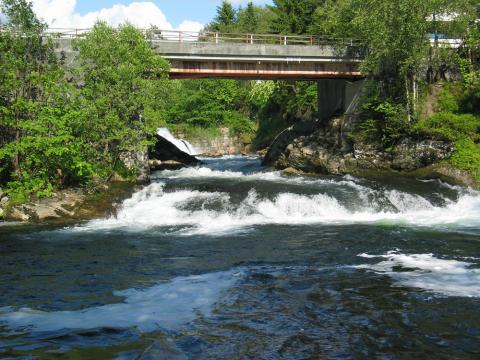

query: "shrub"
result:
(450, 139), (480, 181)
(414, 112), (480, 141)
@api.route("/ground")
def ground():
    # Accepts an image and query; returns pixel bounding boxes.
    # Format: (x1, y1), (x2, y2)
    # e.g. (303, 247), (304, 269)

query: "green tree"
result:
(239, 2), (257, 33)
(166, 79), (254, 134)
(270, 0), (320, 34)
(309, 0), (475, 131)
(0, 0), (82, 197)
(210, 1), (237, 32)
(73, 22), (170, 180)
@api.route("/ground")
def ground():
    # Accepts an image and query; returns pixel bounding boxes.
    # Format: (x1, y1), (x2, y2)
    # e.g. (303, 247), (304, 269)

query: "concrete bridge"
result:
(144, 30), (365, 81)
(51, 28), (366, 121)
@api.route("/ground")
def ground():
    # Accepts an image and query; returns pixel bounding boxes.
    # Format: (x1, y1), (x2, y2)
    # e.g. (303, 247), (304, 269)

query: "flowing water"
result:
(1, 155), (480, 359)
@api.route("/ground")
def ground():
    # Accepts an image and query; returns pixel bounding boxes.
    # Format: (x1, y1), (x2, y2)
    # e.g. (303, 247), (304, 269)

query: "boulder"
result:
(1, 196), (8, 206)
(151, 133), (200, 166)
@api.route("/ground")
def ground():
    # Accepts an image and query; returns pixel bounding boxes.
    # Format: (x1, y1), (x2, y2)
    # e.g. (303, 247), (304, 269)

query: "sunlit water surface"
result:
(1, 156), (480, 359)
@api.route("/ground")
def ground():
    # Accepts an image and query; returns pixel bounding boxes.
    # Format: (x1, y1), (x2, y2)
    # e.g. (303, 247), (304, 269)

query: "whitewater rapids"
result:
(78, 162), (480, 235)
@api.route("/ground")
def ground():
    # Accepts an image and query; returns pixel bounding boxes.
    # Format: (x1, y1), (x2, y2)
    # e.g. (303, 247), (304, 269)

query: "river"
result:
(1, 155), (479, 359)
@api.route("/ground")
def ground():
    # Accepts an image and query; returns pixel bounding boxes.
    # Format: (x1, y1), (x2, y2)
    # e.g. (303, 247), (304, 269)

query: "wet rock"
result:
(281, 167), (305, 176)
(266, 116), (456, 182)
(8, 206), (32, 221)
(415, 164), (479, 188)
(149, 159), (187, 171)
(3, 183), (139, 223)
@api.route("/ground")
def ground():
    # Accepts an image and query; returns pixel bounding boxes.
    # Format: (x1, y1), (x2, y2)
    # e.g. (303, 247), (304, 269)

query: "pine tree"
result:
(270, 0), (320, 34)
(240, 2), (258, 33)
(211, 1), (237, 32)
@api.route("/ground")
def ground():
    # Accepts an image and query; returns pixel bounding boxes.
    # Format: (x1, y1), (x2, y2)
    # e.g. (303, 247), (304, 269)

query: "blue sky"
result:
(74, 1), (272, 28)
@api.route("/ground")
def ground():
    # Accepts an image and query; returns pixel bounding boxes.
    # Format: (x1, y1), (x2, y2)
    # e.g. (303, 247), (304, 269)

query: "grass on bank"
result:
(414, 84), (480, 182)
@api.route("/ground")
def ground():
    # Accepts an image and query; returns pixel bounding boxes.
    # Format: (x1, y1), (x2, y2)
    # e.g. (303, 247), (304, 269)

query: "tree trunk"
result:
(12, 129), (22, 179)
(405, 74), (412, 122)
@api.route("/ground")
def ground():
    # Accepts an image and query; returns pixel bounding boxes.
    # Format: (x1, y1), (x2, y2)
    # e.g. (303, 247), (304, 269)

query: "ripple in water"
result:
(357, 252), (480, 298)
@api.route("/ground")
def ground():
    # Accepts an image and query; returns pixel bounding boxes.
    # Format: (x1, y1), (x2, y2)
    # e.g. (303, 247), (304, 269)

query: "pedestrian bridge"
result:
(50, 29), (365, 80)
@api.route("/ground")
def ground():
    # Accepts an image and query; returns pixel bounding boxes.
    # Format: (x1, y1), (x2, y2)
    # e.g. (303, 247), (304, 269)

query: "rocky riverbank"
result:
(0, 183), (138, 223)
(264, 116), (478, 188)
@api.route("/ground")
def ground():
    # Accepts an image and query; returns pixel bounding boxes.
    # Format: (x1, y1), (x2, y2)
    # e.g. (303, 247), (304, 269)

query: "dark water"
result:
(1, 156), (480, 359)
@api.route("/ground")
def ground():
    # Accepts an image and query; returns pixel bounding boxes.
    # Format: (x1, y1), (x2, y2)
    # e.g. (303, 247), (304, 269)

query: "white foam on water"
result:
(156, 128), (200, 156)
(0, 270), (240, 333)
(155, 166), (371, 192)
(156, 166), (285, 183)
(76, 181), (480, 235)
(357, 252), (480, 297)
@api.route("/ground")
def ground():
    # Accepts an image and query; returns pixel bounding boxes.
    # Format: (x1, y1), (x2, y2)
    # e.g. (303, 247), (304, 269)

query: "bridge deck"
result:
(49, 29), (365, 80)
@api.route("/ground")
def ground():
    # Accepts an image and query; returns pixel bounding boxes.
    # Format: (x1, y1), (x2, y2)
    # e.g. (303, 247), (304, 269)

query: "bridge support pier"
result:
(317, 79), (364, 122)
(317, 79), (346, 123)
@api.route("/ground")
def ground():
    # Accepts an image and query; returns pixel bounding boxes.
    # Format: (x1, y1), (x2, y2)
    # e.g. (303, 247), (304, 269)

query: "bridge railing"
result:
(39, 28), (364, 47)
(1, 26), (464, 49)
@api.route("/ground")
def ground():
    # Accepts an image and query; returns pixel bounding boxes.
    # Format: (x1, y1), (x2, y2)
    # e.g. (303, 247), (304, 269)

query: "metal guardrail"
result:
(38, 28), (365, 47)
(1, 27), (464, 48)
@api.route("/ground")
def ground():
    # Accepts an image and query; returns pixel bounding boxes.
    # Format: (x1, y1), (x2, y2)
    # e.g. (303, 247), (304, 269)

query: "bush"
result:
(414, 112), (480, 141)
(356, 100), (410, 149)
(435, 83), (462, 113)
(224, 111), (256, 135)
(450, 139), (480, 181)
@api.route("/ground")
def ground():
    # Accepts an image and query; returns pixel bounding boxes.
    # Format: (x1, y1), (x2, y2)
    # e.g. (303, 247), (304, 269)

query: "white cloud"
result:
(228, 0), (271, 4)
(30, 0), (203, 31)
(176, 20), (204, 33)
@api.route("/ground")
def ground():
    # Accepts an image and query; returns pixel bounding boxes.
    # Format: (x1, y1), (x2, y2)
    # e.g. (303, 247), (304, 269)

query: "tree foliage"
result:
(2, 0), (480, 199)
(210, 1), (237, 32)
(72, 22), (169, 179)
(270, 0), (320, 34)
(0, 0), (169, 198)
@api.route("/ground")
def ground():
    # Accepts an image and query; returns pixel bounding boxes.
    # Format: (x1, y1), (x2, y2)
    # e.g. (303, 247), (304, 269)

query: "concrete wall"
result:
(175, 128), (251, 156)
(317, 79), (364, 122)
(152, 41), (364, 62)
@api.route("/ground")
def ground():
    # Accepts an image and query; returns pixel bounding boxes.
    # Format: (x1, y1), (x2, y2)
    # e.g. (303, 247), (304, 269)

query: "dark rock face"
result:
(266, 117), (454, 177)
(151, 134), (200, 166)
(389, 139), (454, 171)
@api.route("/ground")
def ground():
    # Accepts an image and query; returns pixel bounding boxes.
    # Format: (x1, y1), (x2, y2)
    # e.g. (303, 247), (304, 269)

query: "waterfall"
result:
(156, 128), (201, 156)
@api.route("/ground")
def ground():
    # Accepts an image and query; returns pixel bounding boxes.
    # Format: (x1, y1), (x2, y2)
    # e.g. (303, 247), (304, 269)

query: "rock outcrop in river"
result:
(150, 128), (201, 170)
(263, 116), (472, 185)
